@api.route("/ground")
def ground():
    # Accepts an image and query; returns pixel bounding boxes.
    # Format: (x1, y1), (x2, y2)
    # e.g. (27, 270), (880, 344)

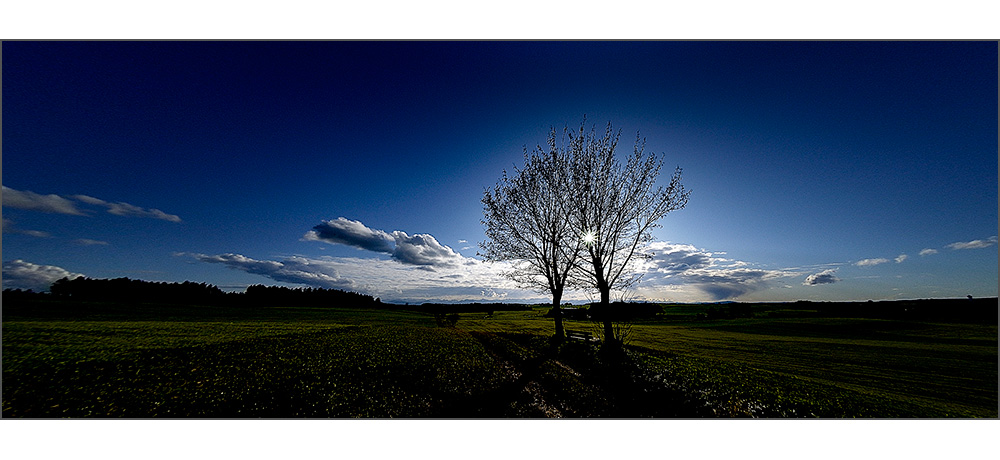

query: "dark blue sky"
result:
(3, 41), (996, 302)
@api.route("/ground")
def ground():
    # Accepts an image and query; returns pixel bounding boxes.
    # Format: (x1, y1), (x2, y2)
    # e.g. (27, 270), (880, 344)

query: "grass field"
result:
(2, 300), (996, 418)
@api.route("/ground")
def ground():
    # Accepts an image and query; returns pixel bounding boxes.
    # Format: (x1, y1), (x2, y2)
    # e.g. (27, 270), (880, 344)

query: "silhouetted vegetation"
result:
(481, 125), (583, 341)
(5, 276), (380, 309)
(410, 303), (530, 314)
(807, 298), (997, 323)
(481, 119), (690, 348)
(48, 276), (229, 305)
(241, 284), (379, 307)
(587, 302), (664, 321)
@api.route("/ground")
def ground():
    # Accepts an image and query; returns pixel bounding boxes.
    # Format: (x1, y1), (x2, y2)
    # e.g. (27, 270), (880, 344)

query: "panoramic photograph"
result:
(2, 41), (997, 421)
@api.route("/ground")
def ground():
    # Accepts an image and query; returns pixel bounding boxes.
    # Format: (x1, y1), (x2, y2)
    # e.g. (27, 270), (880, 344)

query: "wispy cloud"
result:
(803, 269), (840, 286)
(74, 239), (110, 246)
(2, 186), (84, 215)
(73, 195), (181, 222)
(895, 254), (908, 263)
(2, 218), (51, 238)
(855, 258), (890, 267)
(192, 253), (360, 291)
(304, 217), (468, 269)
(945, 236), (997, 250)
(2, 259), (83, 291)
(2, 186), (181, 222)
(919, 248), (938, 256)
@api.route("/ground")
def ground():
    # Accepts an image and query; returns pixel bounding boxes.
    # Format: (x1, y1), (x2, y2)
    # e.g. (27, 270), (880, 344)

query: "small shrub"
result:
(434, 313), (460, 327)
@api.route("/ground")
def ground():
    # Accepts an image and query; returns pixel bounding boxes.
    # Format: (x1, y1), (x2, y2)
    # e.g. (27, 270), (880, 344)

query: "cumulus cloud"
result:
(303, 218), (395, 253)
(304, 217), (468, 268)
(643, 242), (714, 275)
(803, 269), (840, 286)
(945, 236), (997, 250)
(2, 186), (84, 215)
(895, 254), (908, 263)
(390, 231), (465, 267)
(855, 258), (890, 267)
(919, 248), (938, 256)
(2, 259), (83, 291)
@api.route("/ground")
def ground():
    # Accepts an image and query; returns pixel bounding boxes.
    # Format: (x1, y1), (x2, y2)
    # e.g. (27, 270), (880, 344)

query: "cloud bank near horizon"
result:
(2, 259), (83, 291)
(634, 242), (798, 301)
(191, 217), (998, 303)
(185, 251), (537, 303)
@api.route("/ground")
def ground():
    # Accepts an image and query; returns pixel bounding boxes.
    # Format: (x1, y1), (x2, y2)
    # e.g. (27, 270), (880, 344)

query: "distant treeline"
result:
(408, 303), (533, 314)
(242, 284), (380, 307)
(804, 298), (998, 323)
(3, 277), (380, 308)
(544, 302), (664, 321)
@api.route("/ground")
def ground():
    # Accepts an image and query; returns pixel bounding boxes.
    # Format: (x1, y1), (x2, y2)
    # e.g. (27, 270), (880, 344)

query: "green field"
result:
(2, 300), (996, 417)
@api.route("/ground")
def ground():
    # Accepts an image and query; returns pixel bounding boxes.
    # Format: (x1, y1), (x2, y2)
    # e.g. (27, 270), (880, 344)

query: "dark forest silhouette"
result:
(3, 276), (380, 308)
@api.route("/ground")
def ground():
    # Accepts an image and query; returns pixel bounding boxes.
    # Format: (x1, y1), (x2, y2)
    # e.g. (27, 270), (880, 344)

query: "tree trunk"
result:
(599, 287), (615, 345)
(552, 289), (565, 340)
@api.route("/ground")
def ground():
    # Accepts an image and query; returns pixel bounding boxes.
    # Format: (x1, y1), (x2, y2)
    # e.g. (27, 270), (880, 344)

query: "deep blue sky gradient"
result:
(3, 41), (996, 302)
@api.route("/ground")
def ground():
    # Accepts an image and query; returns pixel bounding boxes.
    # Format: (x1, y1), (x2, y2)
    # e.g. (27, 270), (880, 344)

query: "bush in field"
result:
(434, 313), (460, 327)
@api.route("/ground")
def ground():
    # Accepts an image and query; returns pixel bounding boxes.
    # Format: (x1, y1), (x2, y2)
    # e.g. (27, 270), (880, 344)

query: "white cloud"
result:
(945, 236), (997, 250)
(305, 217), (469, 269)
(855, 258), (890, 267)
(2, 186), (84, 215)
(2, 219), (52, 238)
(193, 253), (360, 291)
(1, 186), (181, 222)
(803, 269), (840, 286)
(73, 195), (181, 222)
(188, 252), (543, 303)
(74, 239), (110, 246)
(197, 234), (832, 303)
(2, 259), (83, 291)
(634, 242), (797, 301)
(919, 248), (938, 256)
(895, 254), (908, 263)
(304, 218), (395, 253)
(390, 231), (466, 267)
(2, 218), (51, 237)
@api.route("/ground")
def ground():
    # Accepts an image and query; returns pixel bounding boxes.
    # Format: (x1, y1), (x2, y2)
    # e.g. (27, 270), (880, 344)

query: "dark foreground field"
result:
(2, 299), (997, 418)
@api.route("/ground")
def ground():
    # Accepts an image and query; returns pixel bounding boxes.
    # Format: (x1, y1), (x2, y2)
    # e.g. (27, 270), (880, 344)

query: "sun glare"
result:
(582, 231), (596, 245)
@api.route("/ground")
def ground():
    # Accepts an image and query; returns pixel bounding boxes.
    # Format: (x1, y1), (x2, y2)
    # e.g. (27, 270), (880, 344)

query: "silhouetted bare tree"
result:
(481, 130), (583, 340)
(567, 121), (690, 347)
